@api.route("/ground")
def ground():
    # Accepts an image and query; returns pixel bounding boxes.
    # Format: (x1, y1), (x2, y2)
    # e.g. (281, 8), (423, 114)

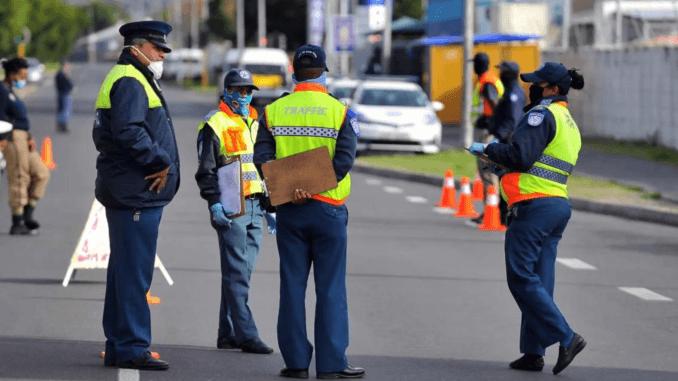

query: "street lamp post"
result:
(462, 0), (475, 149)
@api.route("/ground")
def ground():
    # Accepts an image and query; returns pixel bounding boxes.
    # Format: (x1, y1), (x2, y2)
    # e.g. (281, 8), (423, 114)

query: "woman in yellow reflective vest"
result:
(195, 69), (275, 355)
(469, 62), (586, 375)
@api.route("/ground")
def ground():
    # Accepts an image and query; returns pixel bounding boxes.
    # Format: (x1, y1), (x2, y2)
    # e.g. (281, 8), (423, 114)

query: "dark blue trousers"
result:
(216, 199), (264, 343)
(505, 197), (573, 356)
(276, 200), (349, 373)
(103, 207), (163, 363)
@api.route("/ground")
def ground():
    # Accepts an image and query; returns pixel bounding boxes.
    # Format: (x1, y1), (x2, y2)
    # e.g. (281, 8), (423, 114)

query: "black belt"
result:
(245, 193), (263, 200)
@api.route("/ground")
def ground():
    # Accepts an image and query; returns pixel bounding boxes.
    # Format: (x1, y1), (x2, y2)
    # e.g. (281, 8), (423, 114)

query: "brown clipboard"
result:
(261, 146), (339, 206)
(217, 154), (246, 219)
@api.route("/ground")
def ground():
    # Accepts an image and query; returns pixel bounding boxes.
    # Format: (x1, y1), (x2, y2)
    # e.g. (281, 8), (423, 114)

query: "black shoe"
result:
(241, 337), (274, 354)
(103, 353), (116, 367)
(217, 336), (241, 349)
(23, 205), (40, 231)
(117, 351), (169, 370)
(464, 214), (483, 227)
(10, 215), (32, 235)
(279, 367), (309, 379)
(553, 333), (586, 375)
(317, 365), (365, 379)
(509, 354), (544, 371)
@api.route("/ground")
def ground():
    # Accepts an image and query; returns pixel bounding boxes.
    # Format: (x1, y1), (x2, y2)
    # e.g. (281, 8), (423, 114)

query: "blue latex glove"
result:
(264, 212), (277, 234)
(489, 138), (500, 145)
(210, 203), (233, 227)
(468, 142), (486, 156)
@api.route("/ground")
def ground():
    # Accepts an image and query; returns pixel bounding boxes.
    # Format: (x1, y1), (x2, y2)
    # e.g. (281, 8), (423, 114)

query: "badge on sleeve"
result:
(527, 112), (544, 126)
(347, 109), (361, 137)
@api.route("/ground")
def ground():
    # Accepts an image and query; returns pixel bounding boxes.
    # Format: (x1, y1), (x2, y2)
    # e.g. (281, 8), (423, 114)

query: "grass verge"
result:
(583, 137), (678, 167)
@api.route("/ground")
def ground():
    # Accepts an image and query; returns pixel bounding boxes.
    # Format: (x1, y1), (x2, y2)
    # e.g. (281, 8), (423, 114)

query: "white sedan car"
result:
(348, 79), (444, 154)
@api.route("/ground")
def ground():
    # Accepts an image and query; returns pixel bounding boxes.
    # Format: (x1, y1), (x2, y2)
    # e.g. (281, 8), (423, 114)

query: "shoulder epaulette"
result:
(203, 109), (220, 123)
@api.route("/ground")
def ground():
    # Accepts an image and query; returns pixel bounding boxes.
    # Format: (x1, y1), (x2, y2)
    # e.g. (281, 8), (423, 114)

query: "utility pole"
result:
(616, 0), (623, 47)
(340, 0), (349, 76)
(381, 0), (392, 74)
(173, 0), (182, 49)
(462, 0), (475, 149)
(237, 0), (245, 49)
(258, 0), (267, 47)
(562, 0), (571, 50)
(191, 0), (199, 49)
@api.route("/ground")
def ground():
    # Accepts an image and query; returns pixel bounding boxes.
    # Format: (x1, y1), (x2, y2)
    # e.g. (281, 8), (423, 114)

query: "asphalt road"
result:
(1, 63), (678, 381)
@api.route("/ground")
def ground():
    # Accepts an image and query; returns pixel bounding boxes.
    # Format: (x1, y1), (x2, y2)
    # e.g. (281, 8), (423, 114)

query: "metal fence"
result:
(543, 46), (678, 151)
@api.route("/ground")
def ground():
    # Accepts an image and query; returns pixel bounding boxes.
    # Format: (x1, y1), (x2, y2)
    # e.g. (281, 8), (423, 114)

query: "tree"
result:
(394, 0), (423, 20)
(90, 1), (129, 32)
(207, 0), (235, 41)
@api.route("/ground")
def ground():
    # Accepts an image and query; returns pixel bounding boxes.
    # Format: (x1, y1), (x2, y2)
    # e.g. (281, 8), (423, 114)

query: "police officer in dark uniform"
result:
(93, 21), (179, 371)
(469, 62), (587, 375)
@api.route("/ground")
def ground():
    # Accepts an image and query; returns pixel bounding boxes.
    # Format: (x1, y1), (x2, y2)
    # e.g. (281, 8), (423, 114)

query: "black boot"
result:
(10, 215), (32, 235)
(23, 205), (40, 231)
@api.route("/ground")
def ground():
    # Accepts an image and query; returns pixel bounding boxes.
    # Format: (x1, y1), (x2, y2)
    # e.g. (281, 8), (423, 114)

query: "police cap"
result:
(520, 62), (571, 89)
(293, 45), (329, 73)
(119, 21), (173, 53)
(0, 120), (12, 141)
(224, 69), (259, 91)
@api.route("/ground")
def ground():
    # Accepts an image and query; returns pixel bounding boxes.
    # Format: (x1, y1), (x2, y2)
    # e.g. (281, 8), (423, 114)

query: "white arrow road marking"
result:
(365, 178), (382, 185)
(406, 196), (428, 204)
(433, 207), (455, 214)
(618, 287), (673, 301)
(119, 369), (140, 381)
(556, 258), (597, 270)
(383, 186), (403, 194)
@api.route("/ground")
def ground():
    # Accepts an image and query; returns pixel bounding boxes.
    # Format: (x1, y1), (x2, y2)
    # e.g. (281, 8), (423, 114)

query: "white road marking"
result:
(383, 186), (403, 194)
(556, 258), (597, 270)
(433, 207), (455, 214)
(118, 369), (140, 381)
(618, 287), (673, 301)
(406, 196), (428, 204)
(365, 178), (382, 185)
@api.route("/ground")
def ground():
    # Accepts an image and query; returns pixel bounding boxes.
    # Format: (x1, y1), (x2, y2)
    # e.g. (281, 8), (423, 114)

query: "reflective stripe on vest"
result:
(197, 103), (263, 196)
(500, 102), (581, 207)
(471, 71), (505, 120)
(265, 88), (350, 205)
(95, 64), (162, 109)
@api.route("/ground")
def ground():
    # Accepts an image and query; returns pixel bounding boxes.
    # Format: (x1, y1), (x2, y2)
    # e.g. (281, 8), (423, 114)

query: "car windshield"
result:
(244, 64), (285, 75)
(332, 87), (356, 99)
(359, 89), (428, 107)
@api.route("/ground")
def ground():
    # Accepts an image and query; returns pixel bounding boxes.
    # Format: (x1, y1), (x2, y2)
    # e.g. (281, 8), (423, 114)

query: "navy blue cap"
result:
(520, 62), (572, 88)
(469, 52), (489, 64)
(293, 45), (329, 72)
(224, 69), (259, 90)
(496, 61), (520, 74)
(120, 21), (173, 53)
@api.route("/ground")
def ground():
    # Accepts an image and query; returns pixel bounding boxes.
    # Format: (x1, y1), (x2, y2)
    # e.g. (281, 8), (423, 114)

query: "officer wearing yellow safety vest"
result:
(469, 52), (505, 225)
(254, 45), (365, 380)
(469, 62), (586, 375)
(195, 68), (275, 355)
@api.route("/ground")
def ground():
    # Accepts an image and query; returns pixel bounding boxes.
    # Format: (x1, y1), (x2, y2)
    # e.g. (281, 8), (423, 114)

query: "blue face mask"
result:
(223, 89), (253, 117)
(292, 72), (327, 87)
(12, 79), (26, 89)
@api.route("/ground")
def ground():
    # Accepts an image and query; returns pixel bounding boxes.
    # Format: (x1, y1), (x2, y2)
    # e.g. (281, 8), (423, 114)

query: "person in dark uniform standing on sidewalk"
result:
(484, 61), (525, 226)
(0, 57), (51, 235)
(195, 68), (276, 355)
(93, 21), (179, 371)
(56, 59), (74, 133)
(254, 44), (365, 379)
(469, 62), (587, 375)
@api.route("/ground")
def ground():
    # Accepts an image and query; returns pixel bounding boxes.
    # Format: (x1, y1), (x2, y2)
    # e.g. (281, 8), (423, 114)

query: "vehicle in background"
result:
(347, 78), (444, 154)
(26, 57), (45, 84)
(164, 48), (204, 82)
(328, 77), (360, 101)
(217, 47), (292, 106)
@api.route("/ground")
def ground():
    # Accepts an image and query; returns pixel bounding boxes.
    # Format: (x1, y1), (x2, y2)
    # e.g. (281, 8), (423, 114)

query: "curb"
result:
(353, 162), (678, 228)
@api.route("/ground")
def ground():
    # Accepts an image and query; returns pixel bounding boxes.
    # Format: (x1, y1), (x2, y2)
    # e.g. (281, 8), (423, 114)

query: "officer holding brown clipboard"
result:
(254, 45), (364, 379)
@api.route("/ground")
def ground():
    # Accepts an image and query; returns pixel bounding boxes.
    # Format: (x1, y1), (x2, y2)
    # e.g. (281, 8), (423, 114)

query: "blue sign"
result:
(359, 0), (385, 5)
(334, 16), (356, 52)
(427, 0), (464, 37)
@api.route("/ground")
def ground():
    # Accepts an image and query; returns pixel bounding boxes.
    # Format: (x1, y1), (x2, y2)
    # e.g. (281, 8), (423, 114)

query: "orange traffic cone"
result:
(454, 176), (479, 218)
(41, 137), (57, 170)
(472, 170), (484, 201)
(147, 290), (161, 304)
(478, 185), (507, 231)
(435, 169), (457, 209)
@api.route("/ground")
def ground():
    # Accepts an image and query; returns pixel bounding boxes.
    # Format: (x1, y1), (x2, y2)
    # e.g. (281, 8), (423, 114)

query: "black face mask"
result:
(528, 84), (544, 104)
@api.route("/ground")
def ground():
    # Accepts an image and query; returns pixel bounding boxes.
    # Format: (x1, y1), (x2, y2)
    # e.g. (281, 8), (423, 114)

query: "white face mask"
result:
(127, 45), (164, 80)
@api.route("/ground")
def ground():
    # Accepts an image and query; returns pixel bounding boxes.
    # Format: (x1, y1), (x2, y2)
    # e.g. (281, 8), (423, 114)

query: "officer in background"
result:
(0, 57), (50, 235)
(485, 61), (525, 225)
(469, 62), (587, 375)
(56, 58), (74, 133)
(469, 52), (504, 226)
(195, 68), (276, 355)
(93, 21), (179, 371)
(0, 121), (11, 185)
(254, 45), (365, 380)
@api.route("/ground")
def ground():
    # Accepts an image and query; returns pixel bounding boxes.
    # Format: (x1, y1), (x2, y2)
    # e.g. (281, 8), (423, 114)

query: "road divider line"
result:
(406, 196), (428, 204)
(556, 258), (597, 270)
(118, 369), (140, 381)
(618, 287), (673, 301)
(433, 207), (455, 214)
(365, 179), (382, 185)
(383, 186), (403, 194)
